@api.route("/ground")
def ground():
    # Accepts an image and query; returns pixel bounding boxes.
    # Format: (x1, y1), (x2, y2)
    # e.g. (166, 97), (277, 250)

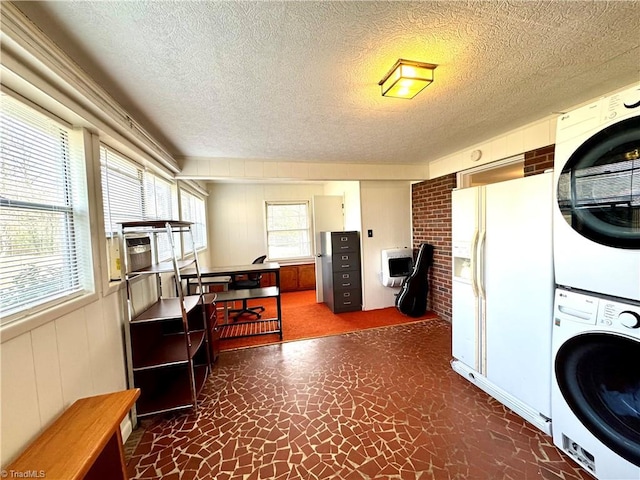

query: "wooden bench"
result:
(6, 389), (140, 480)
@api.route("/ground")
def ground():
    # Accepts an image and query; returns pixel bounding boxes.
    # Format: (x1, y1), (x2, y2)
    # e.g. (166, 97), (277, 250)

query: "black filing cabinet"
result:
(321, 231), (362, 313)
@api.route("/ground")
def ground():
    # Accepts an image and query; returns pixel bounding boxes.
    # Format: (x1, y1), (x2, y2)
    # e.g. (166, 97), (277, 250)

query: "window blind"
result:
(180, 189), (207, 251)
(100, 145), (177, 272)
(145, 174), (175, 260)
(0, 93), (92, 321)
(101, 148), (144, 233)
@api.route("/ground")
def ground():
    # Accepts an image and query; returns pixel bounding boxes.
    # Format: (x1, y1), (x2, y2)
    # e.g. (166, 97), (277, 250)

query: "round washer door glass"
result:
(557, 115), (640, 248)
(555, 332), (640, 466)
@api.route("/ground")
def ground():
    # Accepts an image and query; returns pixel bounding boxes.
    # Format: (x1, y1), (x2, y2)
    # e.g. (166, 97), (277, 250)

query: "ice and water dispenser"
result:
(452, 242), (472, 282)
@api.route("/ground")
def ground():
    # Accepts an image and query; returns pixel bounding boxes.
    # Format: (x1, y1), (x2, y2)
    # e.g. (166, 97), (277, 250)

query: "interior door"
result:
(312, 195), (344, 302)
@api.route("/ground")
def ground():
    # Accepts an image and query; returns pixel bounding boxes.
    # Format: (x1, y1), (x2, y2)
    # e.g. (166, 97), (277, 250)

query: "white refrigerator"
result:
(451, 172), (554, 434)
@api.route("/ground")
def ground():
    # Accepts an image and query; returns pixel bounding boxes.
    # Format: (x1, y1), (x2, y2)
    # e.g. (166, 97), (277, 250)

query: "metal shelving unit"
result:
(119, 220), (210, 423)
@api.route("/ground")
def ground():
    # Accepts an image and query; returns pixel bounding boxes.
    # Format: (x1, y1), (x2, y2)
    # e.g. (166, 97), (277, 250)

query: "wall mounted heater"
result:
(380, 248), (414, 287)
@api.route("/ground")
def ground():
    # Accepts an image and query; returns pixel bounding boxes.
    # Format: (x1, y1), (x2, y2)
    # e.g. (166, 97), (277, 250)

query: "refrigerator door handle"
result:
(470, 229), (479, 298)
(477, 229), (487, 299)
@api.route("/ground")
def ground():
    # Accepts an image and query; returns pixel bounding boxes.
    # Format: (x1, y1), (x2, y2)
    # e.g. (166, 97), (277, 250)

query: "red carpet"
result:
(219, 290), (438, 350)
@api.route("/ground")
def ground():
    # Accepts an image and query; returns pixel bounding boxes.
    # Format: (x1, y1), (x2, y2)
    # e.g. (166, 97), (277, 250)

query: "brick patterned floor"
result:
(126, 319), (591, 480)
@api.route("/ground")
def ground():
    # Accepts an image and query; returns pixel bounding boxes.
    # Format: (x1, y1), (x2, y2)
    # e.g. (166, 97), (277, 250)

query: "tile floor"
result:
(126, 319), (591, 480)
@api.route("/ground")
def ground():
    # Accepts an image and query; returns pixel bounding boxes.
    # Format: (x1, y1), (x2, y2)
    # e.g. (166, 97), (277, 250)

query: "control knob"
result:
(619, 311), (640, 329)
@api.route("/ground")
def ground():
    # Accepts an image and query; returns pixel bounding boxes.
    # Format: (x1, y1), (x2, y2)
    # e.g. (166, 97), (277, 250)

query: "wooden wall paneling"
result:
(298, 264), (316, 290)
(277, 264), (316, 292)
(280, 266), (299, 292)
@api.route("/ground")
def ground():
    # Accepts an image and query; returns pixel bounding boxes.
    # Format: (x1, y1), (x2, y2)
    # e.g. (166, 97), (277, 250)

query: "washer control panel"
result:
(556, 84), (640, 144)
(555, 288), (640, 333)
(597, 298), (640, 330)
(602, 84), (640, 122)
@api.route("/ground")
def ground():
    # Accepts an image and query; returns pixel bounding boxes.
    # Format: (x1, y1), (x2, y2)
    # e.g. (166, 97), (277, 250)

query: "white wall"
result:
(359, 181), (413, 310)
(180, 157), (428, 182)
(428, 117), (556, 179)
(1, 291), (129, 465)
(206, 183), (325, 266)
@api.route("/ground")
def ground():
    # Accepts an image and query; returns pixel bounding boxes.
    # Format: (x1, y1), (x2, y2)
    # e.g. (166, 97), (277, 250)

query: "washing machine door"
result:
(557, 115), (640, 249)
(555, 332), (640, 466)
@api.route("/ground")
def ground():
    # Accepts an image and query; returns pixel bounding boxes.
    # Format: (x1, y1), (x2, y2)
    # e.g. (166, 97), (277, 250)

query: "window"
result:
(457, 154), (524, 188)
(180, 189), (207, 252)
(0, 93), (93, 322)
(100, 145), (177, 279)
(265, 202), (311, 260)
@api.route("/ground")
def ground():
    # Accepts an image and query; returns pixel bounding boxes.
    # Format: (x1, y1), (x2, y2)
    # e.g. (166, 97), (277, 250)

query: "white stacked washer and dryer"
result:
(552, 83), (640, 479)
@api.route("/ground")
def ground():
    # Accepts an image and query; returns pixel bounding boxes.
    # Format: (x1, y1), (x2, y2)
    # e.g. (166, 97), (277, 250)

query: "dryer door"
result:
(555, 332), (640, 466)
(557, 115), (640, 249)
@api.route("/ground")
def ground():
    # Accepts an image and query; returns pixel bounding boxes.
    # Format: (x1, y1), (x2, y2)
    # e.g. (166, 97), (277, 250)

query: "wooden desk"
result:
(6, 389), (140, 480)
(183, 263), (282, 341)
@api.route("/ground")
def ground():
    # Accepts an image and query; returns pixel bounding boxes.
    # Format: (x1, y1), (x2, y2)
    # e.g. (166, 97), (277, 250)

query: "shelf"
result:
(215, 286), (279, 303)
(127, 258), (195, 275)
(220, 318), (281, 339)
(132, 331), (206, 370)
(132, 296), (201, 322)
(136, 364), (208, 418)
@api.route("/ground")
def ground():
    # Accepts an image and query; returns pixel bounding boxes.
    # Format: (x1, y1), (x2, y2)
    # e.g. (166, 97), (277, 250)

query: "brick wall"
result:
(411, 144), (555, 322)
(524, 144), (554, 176)
(411, 173), (456, 322)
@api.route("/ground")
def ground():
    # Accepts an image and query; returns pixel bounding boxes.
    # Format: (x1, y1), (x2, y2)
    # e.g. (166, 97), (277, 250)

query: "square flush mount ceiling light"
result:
(379, 59), (437, 99)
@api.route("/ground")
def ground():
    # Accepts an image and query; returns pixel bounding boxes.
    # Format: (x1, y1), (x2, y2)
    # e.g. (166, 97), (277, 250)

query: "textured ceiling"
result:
(12, 1), (640, 166)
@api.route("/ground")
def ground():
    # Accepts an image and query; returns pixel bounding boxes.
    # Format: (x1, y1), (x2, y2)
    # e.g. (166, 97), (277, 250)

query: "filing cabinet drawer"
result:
(332, 252), (359, 271)
(330, 232), (359, 253)
(333, 288), (362, 313)
(333, 270), (361, 290)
